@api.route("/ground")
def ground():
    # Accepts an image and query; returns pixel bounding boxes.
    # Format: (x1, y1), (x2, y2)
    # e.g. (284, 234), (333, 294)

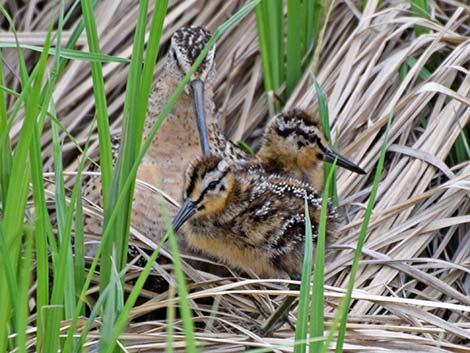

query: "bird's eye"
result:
(207, 181), (218, 191)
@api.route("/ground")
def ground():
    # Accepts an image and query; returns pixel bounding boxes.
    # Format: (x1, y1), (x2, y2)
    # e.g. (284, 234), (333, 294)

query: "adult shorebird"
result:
(133, 26), (216, 237)
(84, 26), (216, 240)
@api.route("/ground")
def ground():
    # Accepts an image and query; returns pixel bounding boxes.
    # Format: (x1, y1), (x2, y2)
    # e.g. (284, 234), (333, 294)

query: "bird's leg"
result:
(257, 284), (299, 336)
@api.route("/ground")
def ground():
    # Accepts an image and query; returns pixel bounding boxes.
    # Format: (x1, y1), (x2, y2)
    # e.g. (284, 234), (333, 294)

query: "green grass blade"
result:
(74, 182), (85, 317)
(30, 106), (54, 352)
(307, 0), (323, 51)
(0, 43), (130, 63)
(98, 259), (124, 352)
(0, 25), (52, 353)
(45, 126), (92, 353)
(0, 51), (12, 205)
(15, 230), (33, 353)
(452, 129), (470, 163)
(333, 116), (392, 353)
(51, 110), (77, 320)
(80, 0), (115, 308)
(310, 161), (336, 352)
(255, 3), (273, 94)
(0, 6), (28, 83)
(293, 197), (315, 353)
(255, 0), (283, 111)
(163, 203), (198, 353)
(80, 0), (113, 208)
(100, 232), (170, 353)
(286, 0), (302, 96)
(311, 73), (338, 204)
(236, 140), (255, 155)
(410, 0), (430, 36)
(74, 264), (128, 353)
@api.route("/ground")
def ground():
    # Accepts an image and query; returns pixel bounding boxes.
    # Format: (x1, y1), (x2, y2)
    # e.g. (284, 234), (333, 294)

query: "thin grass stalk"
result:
(0, 51), (11, 204)
(103, 235), (169, 353)
(99, 259), (124, 351)
(0, 42), (130, 63)
(163, 201), (198, 353)
(80, 0), (113, 297)
(311, 0), (333, 75)
(310, 161), (336, 352)
(0, 237), (19, 351)
(254, 3), (272, 94)
(48, 125), (93, 353)
(286, 0), (302, 97)
(0, 7), (28, 82)
(53, 126), (93, 352)
(0, 47), (12, 351)
(15, 230), (33, 353)
(29, 39), (80, 343)
(0, 6), (40, 136)
(53, 11), (79, 317)
(0, 49), (11, 349)
(333, 116), (392, 353)
(50, 5), (77, 319)
(51, 110), (77, 320)
(307, 0), (323, 52)
(74, 261), (131, 353)
(293, 198), (315, 353)
(30, 98), (55, 352)
(311, 74), (338, 205)
(268, 0), (284, 94)
(73, 182), (85, 317)
(80, 0), (112, 208)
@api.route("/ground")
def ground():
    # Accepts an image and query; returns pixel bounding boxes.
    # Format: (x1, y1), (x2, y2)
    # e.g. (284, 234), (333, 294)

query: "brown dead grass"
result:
(3, 0), (469, 351)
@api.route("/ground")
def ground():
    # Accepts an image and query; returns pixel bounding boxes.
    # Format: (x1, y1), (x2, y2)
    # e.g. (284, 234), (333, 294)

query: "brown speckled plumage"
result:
(257, 108), (366, 190)
(173, 155), (337, 279)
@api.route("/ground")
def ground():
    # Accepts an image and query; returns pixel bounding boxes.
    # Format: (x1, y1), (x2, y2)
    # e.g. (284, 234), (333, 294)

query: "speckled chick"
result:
(257, 108), (366, 190)
(171, 155), (337, 279)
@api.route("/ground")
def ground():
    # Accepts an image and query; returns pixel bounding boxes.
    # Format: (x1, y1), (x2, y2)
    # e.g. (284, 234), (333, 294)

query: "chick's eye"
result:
(208, 181), (218, 191)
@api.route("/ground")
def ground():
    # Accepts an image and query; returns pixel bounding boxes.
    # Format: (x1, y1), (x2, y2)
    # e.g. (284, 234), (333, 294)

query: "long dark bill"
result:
(171, 199), (196, 233)
(189, 78), (210, 156)
(323, 147), (366, 175)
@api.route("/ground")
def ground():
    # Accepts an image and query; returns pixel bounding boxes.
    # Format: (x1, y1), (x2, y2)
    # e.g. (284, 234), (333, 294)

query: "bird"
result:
(207, 108), (365, 190)
(83, 26), (216, 240)
(132, 26), (216, 237)
(256, 108), (366, 190)
(171, 155), (339, 335)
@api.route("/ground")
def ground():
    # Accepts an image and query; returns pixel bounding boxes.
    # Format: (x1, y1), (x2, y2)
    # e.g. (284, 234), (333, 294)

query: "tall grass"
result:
(0, 1), (263, 352)
(256, 0), (323, 111)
